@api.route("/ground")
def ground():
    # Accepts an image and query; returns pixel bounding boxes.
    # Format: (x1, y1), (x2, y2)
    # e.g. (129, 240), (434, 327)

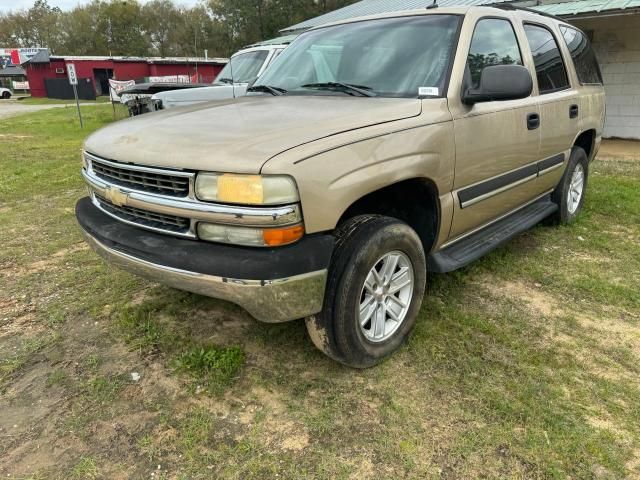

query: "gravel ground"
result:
(0, 100), (96, 119)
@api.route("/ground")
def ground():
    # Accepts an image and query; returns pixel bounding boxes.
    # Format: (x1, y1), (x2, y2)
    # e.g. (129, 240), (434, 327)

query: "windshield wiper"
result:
(301, 82), (376, 97)
(217, 77), (234, 84)
(246, 85), (287, 96)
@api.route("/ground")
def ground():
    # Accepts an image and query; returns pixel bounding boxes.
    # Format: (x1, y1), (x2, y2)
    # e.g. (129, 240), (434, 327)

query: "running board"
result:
(428, 196), (558, 273)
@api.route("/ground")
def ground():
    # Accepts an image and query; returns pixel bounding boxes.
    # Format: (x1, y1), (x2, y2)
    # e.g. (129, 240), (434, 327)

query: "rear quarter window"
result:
(560, 26), (603, 85)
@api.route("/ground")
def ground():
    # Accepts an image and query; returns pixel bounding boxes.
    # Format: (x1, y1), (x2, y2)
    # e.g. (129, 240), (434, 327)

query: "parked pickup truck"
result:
(76, 6), (604, 367)
(150, 41), (291, 111)
(0, 87), (11, 99)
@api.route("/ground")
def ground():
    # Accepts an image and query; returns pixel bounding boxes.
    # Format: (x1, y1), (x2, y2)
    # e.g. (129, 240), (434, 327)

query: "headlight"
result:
(198, 223), (304, 247)
(195, 173), (299, 205)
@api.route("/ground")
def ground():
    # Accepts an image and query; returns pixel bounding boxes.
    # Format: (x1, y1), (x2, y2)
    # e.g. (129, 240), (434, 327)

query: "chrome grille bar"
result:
(93, 163), (189, 194)
(86, 152), (192, 198)
(92, 193), (195, 238)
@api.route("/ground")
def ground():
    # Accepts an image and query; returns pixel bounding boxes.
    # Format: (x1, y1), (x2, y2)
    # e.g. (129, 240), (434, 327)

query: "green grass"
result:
(173, 345), (245, 394)
(69, 457), (99, 480)
(0, 105), (639, 479)
(17, 95), (112, 105)
(115, 299), (245, 393)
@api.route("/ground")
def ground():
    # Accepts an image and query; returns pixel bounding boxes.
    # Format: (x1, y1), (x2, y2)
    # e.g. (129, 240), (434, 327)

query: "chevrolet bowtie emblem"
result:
(104, 186), (129, 207)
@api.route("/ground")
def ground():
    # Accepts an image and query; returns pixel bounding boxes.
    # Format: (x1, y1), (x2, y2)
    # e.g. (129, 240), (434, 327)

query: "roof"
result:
(21, 49), (50, 64)
(281, 0), (511, 32)
(0, 66), (25, 76)
(49, 55), (228, 64)
(23, 54), (228, 65)
(533, 0), (640, 17)
(248, 34), (299, 47)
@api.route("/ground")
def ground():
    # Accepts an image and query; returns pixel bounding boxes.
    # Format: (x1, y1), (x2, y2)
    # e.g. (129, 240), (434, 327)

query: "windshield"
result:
(255, 15), (460, 98)
(214, 49), (269, 85)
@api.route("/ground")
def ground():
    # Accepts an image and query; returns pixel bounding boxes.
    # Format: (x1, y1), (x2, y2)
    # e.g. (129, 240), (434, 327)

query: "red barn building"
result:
(22, 50), (227, 99)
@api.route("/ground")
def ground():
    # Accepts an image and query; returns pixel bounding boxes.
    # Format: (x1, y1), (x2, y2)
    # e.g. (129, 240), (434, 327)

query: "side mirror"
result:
(462, 65), (533, 105)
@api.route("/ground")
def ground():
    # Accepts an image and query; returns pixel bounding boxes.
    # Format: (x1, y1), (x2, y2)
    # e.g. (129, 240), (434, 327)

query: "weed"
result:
(69, 456), (99, 479)
(84, 375), (123, 404)
(46, 369), (68, 387)
(173, 345), (244, 394)
(116, 305), (167, 353)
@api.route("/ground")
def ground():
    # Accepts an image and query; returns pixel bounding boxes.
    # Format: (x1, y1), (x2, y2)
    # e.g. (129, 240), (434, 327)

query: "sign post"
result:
(67, 64), (83, 128)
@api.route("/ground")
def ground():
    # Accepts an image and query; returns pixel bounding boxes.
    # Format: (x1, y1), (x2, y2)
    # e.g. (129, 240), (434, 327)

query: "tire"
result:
(305, 215), (427, 368)
(551, 147), (589, 225)
(1, 91), (10, 99)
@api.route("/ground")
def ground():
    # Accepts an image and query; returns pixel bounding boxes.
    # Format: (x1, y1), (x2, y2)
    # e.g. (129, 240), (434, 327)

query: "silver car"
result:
(151, 42), (290, 110)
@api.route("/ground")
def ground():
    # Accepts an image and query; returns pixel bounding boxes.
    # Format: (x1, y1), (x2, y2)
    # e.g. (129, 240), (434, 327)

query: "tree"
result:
(97, 0), (149, 56)
(0, 0), (362, 57)
(0, 0), (62, 51)
(59, 2), (106, 55)
(142, 0), (182, 57)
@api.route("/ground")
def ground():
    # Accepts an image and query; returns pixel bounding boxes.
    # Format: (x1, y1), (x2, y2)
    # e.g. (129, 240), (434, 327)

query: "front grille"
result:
(95, 194), (191, 234)
(91, 158), (190, 197)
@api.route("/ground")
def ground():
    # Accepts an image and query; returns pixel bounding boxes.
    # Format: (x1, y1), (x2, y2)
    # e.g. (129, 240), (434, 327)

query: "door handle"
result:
(527, 113), (540, 130)
(569, 104), (579, 119)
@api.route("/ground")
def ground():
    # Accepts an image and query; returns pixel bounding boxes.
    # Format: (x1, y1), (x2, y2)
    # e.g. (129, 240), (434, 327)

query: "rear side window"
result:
(523, 24), (570, 94)
(467, 18), (523, 89)
(560, 26), (603, 84)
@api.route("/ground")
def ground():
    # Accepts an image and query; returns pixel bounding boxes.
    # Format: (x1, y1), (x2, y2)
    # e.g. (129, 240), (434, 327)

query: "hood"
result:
(84, 95), (422, 174)
(152, 84), (242, 107)
(120, 82), (209, 95)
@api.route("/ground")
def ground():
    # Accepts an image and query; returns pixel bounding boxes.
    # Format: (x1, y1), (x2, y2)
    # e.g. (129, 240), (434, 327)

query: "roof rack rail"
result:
(492, 3), (566, 23)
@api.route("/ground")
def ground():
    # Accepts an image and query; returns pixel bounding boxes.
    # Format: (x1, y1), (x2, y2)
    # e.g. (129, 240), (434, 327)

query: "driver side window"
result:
(467, 18), (523, 89)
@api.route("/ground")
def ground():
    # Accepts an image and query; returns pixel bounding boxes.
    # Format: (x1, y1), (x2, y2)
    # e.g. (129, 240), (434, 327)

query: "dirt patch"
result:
(24, 243), (89, 274)
(0, 134), (33, 139)
(280, 430), (310, 451)
(233, 386), (310, 452)
(598, 139), (640, 160)
(602, 225), (639, 244)
(484, 279), (563, 318)
(348, 456), (375, 479)
(0, 311), (40, 339)
(586, 415), (631, 441)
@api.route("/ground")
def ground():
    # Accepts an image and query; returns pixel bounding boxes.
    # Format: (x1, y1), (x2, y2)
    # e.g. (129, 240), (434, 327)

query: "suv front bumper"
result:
(76, 197), (333, 323)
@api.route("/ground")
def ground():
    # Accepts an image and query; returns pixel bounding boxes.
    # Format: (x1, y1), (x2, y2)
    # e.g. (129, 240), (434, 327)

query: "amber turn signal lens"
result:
(262, 225), (305, 246)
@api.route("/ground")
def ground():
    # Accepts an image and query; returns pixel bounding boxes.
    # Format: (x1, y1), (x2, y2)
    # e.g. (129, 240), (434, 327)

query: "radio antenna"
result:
(426, 0), (438, 9)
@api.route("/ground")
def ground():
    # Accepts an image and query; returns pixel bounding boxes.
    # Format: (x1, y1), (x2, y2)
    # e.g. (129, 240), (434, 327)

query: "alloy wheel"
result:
(358, 250), (414, 343)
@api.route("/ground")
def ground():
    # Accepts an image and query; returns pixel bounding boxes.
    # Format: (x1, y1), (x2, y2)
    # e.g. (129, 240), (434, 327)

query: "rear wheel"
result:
(1, 91), (10, 99)
(551, 147), (589, 224)
(305, 215), (426, 368)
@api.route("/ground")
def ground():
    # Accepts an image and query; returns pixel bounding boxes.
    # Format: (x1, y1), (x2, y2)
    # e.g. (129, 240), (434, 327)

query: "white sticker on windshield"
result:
(419, 87), (439, 97)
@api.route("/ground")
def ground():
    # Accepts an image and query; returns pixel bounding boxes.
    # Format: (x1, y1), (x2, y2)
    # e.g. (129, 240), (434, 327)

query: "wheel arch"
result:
(573, 129), (597, 161)
(336, 177), (441, 255)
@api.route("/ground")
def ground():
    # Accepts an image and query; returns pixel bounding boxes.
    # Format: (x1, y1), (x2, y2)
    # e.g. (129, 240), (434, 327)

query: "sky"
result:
(0, 0), (200, 13)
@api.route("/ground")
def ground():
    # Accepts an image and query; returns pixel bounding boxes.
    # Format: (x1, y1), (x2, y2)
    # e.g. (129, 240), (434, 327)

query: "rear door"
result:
(448, 13), (541, 240)
(521, 18), (581, 192)
(558, 25), (606, 152)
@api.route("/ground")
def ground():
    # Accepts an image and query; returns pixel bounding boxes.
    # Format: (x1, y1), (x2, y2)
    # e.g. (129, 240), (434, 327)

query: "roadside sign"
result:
(67, 64), (83, 128)
(67, 63), (78, 85)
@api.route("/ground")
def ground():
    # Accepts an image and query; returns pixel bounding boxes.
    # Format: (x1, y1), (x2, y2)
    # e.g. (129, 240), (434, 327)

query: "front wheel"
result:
(306, 215), (426, 368)
(1, 91), (10, 99)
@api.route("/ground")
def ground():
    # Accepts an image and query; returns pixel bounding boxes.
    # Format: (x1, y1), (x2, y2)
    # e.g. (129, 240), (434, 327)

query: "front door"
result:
(447, 15), (541, 240)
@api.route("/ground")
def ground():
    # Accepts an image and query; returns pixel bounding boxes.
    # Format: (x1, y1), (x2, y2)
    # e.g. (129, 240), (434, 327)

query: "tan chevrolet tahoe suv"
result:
(76, 6), (605, 367)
